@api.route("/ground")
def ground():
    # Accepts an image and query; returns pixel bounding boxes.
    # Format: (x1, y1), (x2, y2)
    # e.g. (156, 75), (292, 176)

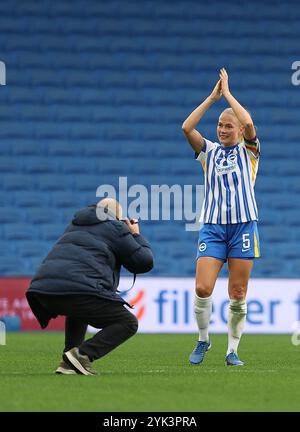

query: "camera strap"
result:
(117, 273), (136, 294)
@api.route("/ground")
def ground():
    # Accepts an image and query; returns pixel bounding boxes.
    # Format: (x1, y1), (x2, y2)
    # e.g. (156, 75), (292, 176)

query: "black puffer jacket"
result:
(26, 206), (153, 326)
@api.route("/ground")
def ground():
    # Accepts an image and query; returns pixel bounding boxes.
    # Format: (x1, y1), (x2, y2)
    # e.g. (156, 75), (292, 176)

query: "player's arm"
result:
(219, 68), (259, 154)
(182, 80), (222, 154)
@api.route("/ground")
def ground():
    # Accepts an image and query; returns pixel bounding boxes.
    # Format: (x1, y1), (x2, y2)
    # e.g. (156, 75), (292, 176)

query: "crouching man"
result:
(26, 198), (153, 375)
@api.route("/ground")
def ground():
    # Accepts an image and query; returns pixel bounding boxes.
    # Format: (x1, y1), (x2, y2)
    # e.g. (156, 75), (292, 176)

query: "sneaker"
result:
(55, 360), (77, 375)
(189, 340), (211, 365)
(226, 351), (244, 366)
(63, 347), (98, 376)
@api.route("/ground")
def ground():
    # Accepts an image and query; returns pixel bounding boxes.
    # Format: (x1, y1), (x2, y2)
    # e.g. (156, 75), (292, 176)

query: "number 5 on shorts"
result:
(242, 233), (250, 251)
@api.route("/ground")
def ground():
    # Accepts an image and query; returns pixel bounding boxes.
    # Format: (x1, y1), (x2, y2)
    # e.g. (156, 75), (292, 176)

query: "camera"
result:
(121, 219), (139, 224)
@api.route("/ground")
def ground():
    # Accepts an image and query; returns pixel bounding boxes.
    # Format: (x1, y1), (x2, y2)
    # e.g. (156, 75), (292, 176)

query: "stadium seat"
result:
(52, 191), (80, 208)
(260, 226), (290, 243)
(4, 175), (35, 191)
(279, 243), (300, 260)
(252, 259), (277, 277)
(18, 241), (50, 258)
(0, 207), (21, 224)
(47, 141), (81, 156)
(37, 174), (74, 191)
(24, 157), (59, 174)
(17, 192), (48, 208)
(39, 223), (68, 241)
(0, 157), (22, 173)
(256, 177), (281, 194)
(284, 210), (300, 227)
(4, 224), (36, 241)
(1, 0), (300, 278)
(83, 141), (115, 157)
(0, 257), (26, 276)
(58, 157), (95, 174)
(26, 208), (58, 224)
(0, 192), (13, 207)
(74, 174), (108, 192)
(27, 257), (45, 274)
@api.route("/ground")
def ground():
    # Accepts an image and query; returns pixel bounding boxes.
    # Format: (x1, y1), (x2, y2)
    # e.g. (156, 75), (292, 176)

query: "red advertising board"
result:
(0, 277), (65, 330)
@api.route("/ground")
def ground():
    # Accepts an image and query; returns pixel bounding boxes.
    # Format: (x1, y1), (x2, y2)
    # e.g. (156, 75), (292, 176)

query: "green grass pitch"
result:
(0, 333), (299, 412)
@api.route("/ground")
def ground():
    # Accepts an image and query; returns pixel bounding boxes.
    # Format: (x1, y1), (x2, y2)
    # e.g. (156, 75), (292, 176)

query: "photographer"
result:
(26, 198), (153, 375)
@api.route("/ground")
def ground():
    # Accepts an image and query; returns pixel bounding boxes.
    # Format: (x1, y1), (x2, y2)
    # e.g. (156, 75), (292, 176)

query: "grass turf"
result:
(0, 333), (299, 412)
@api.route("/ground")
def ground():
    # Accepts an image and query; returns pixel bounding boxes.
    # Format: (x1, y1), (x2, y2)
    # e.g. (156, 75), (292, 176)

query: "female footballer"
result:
(182, 68), (260, 366)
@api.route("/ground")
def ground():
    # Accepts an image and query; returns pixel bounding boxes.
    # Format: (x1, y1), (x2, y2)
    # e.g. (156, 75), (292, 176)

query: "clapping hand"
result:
(210, 79), (223, 102)
(219, 68), (230, 97)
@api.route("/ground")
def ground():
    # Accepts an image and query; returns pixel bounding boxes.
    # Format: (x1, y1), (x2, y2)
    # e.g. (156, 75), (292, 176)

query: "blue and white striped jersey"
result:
(196, 137), (260, 224)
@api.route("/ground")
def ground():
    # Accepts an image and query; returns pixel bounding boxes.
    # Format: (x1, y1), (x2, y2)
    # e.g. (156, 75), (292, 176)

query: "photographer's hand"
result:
(123, 218), (140, 235)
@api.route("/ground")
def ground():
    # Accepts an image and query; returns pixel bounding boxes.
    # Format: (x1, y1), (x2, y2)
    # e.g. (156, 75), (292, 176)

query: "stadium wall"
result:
(0, 277), (299, 333)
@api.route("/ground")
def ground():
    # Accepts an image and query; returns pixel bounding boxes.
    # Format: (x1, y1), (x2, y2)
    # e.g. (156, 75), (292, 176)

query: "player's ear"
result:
(239, 126), (244, 141)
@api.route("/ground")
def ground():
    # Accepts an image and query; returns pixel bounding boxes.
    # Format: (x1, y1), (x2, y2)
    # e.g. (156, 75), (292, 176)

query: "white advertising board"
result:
(90, 277), (300, 334)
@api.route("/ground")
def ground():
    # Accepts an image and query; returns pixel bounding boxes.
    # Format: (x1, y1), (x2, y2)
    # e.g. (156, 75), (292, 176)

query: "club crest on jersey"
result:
(215, 148), (238, 175)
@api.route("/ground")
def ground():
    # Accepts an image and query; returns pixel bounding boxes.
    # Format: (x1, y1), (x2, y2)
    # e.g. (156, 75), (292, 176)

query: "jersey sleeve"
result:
(195, 138), (219, 167)
(242, 136), (260, 160)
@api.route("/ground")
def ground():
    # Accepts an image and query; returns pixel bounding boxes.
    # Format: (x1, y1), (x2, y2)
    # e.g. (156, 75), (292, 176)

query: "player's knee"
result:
(124, 313), (139, 337)
(196, 283), (212, 298)
(230, 283), (247, 300)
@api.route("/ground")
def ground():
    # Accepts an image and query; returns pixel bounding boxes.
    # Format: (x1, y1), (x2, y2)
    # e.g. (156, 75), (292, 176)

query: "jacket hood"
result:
(72, 205), (117, 226)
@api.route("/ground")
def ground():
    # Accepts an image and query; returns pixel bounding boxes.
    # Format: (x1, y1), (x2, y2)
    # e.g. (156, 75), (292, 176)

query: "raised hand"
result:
(210, 79), (223, 102)
(219, 68), (230, 97)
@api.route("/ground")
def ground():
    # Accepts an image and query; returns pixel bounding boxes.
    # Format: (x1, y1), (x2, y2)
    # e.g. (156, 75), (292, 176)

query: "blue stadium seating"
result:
(4, 224), (37, 241)
(0, 0), (300, 277)
(17, 192), (49, 208)
(0, 257), (26, 276)
(26, 209), (58, 224)
(18, 241), (50, 258)
(0, 207), (21, 224)
(39, 224), (68, 241)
